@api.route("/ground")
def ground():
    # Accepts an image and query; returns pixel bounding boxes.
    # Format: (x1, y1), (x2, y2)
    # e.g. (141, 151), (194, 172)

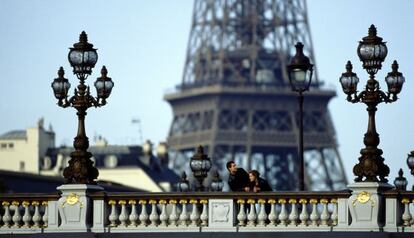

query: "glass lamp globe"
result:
(177, 171), (190, 192)
(357, 25), (388, 75)
(339, 61), (359, 95)
(51, 67), (71, 100)
(68, 31), (98, 76)
(210, 170), (224, 192)
(94, 66), (114, 99)
(385, 61), (405, 95)
(407, 151), (414, 175)
(393, 169), (408, 190)
(190, 145), (212, 178)
(287, 42), (313, 92)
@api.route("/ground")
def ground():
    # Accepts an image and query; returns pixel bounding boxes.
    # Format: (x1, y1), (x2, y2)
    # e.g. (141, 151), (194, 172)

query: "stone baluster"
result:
(299, 199), (308, 226)
(330, 199), (338, 226)
(32, 201), (41, 227)
(411, 199), (414, 226)
(288, 199), (299, 226)
(189, 199), (200, 226)
(267, 199), (278, 226)
(108, 200), (119, 227)
(247, 199), (257, 226)
(11, 201), (22, 227)
(179, 200), (189, 226)
(2, 202), (12, 227)
(200, 200), (208, 226)
(22, 201), (32, 227)
(139, 200), (149, 226)
(237, 199), (247, 226)
(169, 200), (179, 226)
(118, 200), (129, 227)
(129, 200), (139, 227)
(149, 200), (159, 226)
(309, 199), (319, 226)
(320, 199), (329, 226)
(402, 198), (412, 226)
(41, 201), (48, 227)
(257, 199), (267, 226)
(278, 199), (288, 226)
(159, 200), (168, 227)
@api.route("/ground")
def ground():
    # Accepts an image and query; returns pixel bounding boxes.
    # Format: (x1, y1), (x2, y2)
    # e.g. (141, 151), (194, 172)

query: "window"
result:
(0, 143), (6, 149)
(8, 143), (14, 149)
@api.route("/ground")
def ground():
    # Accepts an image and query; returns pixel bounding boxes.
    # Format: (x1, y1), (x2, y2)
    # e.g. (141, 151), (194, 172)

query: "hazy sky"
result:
(1, 0), (413, 186)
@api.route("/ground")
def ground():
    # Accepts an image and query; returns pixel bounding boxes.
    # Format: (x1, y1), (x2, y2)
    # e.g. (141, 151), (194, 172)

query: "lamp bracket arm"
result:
(347, 91), (363, 103)
(58, 96), (74, 108)
(381, 91), (398, 103)
(87, 94), (100, 108)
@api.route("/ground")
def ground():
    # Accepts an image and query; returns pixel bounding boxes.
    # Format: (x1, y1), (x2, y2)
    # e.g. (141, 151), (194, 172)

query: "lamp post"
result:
(51, 31), (114, 184)
(339, 25), (404, 183)
(189, 145), (212, 191)
(287, 42), (314, 191)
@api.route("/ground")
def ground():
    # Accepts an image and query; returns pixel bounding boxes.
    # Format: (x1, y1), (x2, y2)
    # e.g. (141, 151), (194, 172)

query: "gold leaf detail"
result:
(357, 191), (371, 204)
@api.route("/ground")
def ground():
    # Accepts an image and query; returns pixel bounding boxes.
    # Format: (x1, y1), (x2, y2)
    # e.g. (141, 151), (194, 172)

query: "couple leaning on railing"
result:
(226, 161), (272, 193)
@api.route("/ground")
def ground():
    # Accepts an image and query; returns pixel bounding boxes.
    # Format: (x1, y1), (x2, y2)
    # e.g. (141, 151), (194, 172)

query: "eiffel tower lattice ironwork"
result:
(164, 0), (347, 191)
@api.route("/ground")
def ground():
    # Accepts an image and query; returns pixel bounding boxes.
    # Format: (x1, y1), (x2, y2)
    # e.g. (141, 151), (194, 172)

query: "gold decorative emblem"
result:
(352, 191), (375, 207)
(67, 193), (79, 205)
(61, 193), (83, 208)
(357, 191), (371, 203)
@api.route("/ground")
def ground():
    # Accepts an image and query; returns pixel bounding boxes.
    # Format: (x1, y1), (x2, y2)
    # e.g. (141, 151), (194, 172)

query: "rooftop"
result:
(0, 130), (27, 140)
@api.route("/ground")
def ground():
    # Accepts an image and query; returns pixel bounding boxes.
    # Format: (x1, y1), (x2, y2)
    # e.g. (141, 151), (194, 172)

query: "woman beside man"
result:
(245, 169), (272, 192)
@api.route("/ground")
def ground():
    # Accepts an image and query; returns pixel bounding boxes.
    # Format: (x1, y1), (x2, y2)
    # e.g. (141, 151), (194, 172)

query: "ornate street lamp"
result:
(407, 151), (414, 173)
(210, 170), (224, 192)
(287, 42), (314, 191)
(339, 25), (404, 183)
(189, 145), (212, 191)
(393, 169), (408, 191)
(177, 171), (190, 192)
(51, 31), (114, 184)
(407, 151), (414, 190)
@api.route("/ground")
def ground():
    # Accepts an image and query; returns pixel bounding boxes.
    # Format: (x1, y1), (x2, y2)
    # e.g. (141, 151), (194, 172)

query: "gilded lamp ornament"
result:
(340, 25), (404, 183)
(51, 31), (114, 184)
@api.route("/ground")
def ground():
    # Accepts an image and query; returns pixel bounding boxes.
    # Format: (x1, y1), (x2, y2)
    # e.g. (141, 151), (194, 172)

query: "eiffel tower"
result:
(164, 0), (347, 191)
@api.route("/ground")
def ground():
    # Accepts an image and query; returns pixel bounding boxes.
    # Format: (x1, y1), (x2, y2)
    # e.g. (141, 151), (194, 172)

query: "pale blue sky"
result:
(0, 0), (413, 186)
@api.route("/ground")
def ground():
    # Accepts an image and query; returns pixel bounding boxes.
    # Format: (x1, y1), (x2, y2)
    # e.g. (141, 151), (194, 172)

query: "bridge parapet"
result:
(1, 185), (414, 234)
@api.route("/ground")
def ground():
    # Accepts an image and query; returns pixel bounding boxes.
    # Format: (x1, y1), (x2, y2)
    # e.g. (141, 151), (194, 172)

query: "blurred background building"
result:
(0, 118), (178, 192)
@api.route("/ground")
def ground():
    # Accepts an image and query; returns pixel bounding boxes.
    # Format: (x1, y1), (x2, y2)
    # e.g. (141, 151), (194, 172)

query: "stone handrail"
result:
(97, 191), (351, 232)
(399, 191), (414, 228)
(0, 193), (59, 232)
(3, 187), (414, 234)
(383, 190), (414, 231)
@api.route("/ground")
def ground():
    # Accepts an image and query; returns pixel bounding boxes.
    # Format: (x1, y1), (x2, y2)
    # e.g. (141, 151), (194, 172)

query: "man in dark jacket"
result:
(226, 161), (249, 191)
